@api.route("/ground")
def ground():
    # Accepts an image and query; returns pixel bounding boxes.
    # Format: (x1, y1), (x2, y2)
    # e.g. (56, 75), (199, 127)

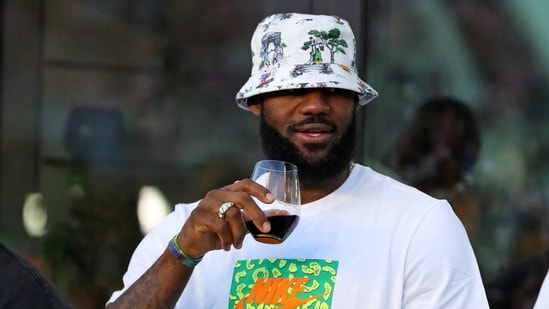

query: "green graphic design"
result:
(229, 258), (339, 309)
(301, 28), (348, 64)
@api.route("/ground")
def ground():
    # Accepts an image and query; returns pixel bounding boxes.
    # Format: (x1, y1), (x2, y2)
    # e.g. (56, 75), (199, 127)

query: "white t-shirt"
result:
(108, 165), (489, 308)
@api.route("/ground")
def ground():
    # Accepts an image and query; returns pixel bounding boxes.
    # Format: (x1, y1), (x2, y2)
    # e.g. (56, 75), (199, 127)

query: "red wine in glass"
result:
(246, 212), (300, 244)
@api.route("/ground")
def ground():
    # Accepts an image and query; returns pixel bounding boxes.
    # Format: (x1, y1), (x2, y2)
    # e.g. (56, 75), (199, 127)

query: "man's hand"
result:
(177, 178), (274, 259)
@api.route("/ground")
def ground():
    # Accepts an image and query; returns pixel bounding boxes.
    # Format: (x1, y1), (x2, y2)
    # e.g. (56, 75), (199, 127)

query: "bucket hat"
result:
(236, 12), (378, 110)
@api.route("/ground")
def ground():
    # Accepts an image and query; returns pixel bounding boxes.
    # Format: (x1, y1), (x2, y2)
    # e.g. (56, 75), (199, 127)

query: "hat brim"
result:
(236, 63), (378, 110)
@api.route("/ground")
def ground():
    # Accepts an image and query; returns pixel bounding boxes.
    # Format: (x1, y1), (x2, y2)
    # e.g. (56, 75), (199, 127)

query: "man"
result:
(107, 13), (488, 308)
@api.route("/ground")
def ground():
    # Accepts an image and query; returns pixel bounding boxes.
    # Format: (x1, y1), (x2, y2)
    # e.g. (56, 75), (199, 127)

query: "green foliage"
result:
(40, 180), (142, 307)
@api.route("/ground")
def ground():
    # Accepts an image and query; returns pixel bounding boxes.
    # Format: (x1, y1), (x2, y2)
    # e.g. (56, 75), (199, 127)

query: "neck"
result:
(300, 162), (354, 204)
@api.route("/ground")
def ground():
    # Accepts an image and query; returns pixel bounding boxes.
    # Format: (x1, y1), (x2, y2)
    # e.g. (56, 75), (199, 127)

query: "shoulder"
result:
(354, 164), (446, 210)
(351, 164), (461, 240)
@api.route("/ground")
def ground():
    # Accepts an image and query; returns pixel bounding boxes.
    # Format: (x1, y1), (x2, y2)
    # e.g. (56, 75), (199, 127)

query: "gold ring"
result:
(217, 202), (235, 220)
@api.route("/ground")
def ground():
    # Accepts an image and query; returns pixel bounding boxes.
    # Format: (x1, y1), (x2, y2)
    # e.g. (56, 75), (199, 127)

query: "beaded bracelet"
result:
(168, 234), (203, 267)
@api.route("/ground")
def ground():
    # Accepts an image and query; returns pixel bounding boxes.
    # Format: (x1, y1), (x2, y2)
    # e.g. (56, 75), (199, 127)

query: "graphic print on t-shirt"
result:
(229, 259), (339, 308)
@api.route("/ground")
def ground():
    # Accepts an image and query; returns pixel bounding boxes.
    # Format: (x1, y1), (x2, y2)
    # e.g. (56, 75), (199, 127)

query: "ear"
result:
(247, 102), (262, 117)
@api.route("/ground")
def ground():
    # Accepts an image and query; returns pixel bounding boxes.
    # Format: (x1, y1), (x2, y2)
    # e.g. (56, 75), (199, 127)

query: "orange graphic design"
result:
(229, 259), (339, 308)
(235, 277), (323, 308)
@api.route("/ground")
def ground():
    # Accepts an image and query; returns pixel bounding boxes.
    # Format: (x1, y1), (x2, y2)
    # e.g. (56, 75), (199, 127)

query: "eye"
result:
(266, 89), (302, 98)
(263, 88), (358, 100)
(281, 89), (299, 96)
(322, 88), (337, 93)
(324, 88), (357, 99)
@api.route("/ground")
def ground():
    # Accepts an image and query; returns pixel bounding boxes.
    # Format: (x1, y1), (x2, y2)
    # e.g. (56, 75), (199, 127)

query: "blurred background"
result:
(1, 0), (549, 308)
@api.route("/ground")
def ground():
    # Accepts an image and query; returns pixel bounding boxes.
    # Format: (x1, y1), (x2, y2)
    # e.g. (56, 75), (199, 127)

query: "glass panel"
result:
(365, 1), (549, 307)
(35, 1), (268, 306)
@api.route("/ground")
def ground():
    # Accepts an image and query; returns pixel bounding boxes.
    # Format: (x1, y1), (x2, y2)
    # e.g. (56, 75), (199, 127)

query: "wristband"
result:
(168, 234), (203, 267)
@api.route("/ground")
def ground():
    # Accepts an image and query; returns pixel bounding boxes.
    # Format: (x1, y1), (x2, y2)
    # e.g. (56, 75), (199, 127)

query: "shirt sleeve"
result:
(106, 202), (196, 305)
(402, 200), (489, 308)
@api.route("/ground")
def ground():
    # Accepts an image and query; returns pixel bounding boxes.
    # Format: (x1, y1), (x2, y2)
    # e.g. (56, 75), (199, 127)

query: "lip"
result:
(292, 123), (335, 144)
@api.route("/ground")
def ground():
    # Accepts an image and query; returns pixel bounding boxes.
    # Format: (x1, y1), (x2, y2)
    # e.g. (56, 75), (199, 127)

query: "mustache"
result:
(288, 116), (337, 131)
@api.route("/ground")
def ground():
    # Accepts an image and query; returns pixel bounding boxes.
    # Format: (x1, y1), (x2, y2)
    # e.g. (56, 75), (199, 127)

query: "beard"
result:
(259, 113), (356, 187)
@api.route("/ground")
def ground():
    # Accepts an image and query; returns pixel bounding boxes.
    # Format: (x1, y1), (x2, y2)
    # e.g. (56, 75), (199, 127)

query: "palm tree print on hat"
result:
(302, 28), (348, 64)
(290, 28), (348, 78)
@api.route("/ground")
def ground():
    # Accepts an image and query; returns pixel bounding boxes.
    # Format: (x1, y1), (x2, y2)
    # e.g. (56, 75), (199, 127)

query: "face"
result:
(248, 88), (357, 187)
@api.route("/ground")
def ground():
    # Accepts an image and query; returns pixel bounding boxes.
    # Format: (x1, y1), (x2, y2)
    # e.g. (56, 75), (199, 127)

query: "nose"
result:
(298, 90), (331, 115)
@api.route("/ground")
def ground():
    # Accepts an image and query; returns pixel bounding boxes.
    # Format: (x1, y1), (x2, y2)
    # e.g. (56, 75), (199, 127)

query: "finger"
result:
(180, 206), (235, 253)
(208, 189), (272, 234)
(206, 181), (273, 233)
(224, 179), (275, 205)
(228, 179), (275, 233)
(193, 187), (262, 250)
(222, 206), (247, 249)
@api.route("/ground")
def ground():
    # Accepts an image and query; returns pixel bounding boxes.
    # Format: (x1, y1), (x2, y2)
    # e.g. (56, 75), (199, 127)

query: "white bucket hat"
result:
(236, 13), (378, 110)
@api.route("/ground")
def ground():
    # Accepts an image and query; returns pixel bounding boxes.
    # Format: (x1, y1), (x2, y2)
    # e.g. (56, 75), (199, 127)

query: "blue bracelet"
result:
(168, 234), (203, 267)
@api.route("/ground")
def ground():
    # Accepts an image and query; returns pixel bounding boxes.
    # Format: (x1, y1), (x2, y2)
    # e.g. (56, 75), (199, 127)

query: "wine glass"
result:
(246, 160), (301, 244)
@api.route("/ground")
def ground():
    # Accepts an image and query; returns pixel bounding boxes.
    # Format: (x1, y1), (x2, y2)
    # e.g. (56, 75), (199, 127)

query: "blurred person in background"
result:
(384, 97), (482, 242)
(383, 97), (549, 308)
